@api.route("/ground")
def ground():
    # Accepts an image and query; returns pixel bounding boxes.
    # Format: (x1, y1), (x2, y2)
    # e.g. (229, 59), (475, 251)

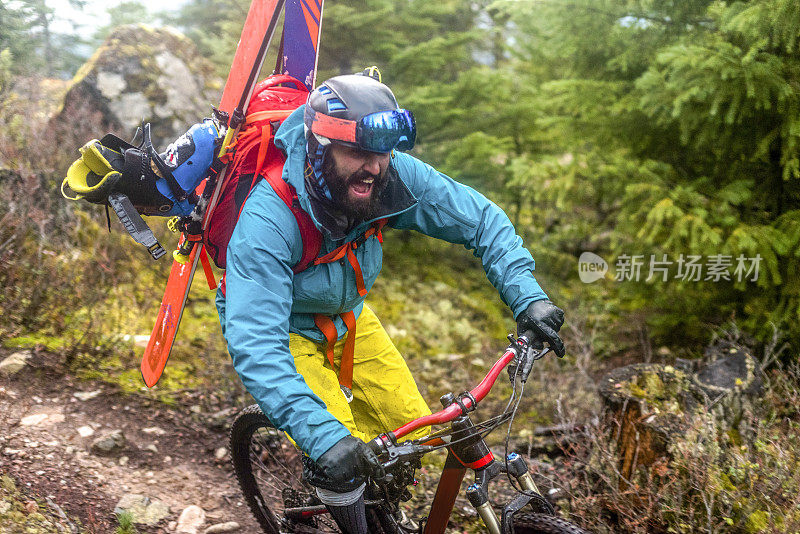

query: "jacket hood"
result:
(274, 106), (314, 206)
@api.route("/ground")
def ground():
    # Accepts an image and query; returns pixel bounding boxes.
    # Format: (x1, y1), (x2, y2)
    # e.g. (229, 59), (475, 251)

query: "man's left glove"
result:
(517, 299), (566, 357)
(316, 435), (385, 489)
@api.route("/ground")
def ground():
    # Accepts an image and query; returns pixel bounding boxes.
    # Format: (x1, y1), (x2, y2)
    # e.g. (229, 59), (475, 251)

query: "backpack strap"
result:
(311, 218), (388, 296)
(313, 310), (357, 403)
(260, 156), (323, 273)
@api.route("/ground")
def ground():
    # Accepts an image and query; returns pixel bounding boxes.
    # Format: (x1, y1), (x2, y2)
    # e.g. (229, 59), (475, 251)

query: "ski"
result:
(279, 0), (325, 90)
(141, 0), (286, 388)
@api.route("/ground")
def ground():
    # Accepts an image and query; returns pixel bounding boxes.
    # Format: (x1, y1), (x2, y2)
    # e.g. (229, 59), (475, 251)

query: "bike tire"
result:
(230, 404), (392, 534)
(511, 512), (591, 534)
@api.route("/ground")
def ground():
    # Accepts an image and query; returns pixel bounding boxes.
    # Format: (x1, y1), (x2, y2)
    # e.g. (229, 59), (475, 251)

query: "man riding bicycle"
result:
(64, 68), (565, 533)
(216, 71), (566, 533)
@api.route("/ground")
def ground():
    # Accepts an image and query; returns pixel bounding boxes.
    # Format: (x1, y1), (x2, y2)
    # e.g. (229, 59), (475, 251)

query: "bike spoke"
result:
(250, 434), (304, 484)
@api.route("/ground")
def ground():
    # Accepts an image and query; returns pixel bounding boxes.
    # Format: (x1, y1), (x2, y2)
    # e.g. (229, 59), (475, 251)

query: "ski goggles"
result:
(310, 109), (416, 153)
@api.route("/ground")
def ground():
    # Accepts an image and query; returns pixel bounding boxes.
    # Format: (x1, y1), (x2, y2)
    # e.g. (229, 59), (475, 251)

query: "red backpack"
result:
(203, 74), (387, 398)
(202, 74), (386, 296)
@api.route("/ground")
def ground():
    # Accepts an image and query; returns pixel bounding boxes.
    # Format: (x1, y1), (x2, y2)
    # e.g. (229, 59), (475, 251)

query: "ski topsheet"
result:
(280, 0), (324, 90)
(141, 0), (319, 388)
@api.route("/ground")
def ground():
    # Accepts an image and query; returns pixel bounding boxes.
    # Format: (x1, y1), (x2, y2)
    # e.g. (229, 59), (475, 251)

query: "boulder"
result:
(90, 429), (126, 456)
(176, 505), (206, 534)
(204, 522), (240, 533)
(51, 24), (222, 152)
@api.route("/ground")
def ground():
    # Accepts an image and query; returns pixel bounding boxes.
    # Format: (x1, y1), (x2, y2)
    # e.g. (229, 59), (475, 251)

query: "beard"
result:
(321, 153), (389, 221)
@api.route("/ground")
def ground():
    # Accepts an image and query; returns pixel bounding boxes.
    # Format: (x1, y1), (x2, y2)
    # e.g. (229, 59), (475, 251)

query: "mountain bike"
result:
(230, 331), (590, 533)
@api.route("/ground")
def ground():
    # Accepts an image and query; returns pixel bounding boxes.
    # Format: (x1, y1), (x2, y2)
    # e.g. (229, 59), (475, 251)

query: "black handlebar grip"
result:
(368, 437), (385, 456)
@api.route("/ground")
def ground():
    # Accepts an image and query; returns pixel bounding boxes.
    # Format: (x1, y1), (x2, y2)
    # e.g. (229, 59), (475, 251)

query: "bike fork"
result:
(466, 483), (502, 534)
(466, 452), (540, 534)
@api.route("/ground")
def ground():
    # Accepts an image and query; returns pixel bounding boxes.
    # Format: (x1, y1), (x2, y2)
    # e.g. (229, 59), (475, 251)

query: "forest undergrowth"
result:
(2, 65), (798, 533)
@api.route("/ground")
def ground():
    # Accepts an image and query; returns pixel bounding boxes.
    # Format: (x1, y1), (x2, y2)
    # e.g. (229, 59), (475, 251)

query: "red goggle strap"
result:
(310, 113), (357, 143)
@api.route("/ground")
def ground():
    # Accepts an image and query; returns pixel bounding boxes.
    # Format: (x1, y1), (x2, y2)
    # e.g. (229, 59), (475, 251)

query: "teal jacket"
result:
(216, 106), (548, 461)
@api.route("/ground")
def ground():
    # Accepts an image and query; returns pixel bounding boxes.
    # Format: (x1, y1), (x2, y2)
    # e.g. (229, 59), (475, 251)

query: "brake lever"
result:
(507, 333), (550, 384)
(378, 441), (431, 471)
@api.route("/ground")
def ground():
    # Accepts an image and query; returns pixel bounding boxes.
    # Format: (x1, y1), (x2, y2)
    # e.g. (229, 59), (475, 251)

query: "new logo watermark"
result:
(578, 252), (609, 283)
(577, 253), (762, 283)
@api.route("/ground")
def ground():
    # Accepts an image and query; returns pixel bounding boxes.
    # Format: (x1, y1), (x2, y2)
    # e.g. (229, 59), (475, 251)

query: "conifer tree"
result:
(498, 0), (800, 349)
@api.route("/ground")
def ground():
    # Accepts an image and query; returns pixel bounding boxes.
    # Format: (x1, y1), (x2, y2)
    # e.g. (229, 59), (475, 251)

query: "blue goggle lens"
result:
(356, 109), (416, 153)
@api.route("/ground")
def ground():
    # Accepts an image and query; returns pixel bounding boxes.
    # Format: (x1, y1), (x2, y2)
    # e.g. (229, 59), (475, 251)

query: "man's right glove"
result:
(517, 299), (566, 357)
(316, 435), (385, 488)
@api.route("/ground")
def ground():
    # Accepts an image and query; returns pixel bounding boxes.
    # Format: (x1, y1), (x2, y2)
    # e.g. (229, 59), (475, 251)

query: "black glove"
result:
(517, 300), (566, 357)
(316, 435), (385, 487)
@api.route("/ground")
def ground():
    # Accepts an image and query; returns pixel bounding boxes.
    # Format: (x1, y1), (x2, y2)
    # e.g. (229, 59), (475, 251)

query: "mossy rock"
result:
(51, 24), (222, 151)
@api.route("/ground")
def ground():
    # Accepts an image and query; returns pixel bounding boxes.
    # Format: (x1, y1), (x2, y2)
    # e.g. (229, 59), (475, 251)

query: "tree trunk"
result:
(598, 341), (761, 484)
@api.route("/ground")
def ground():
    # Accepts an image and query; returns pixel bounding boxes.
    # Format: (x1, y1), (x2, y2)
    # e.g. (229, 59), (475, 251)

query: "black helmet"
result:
(304, 74), (416, 155)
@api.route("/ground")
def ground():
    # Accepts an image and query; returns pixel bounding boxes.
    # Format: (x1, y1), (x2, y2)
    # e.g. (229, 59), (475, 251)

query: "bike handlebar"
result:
(385, 332), (543, 442)
(391, 347), (517, 440)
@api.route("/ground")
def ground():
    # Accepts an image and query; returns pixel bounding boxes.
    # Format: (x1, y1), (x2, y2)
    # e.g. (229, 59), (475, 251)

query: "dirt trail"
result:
(0, 352), (262, 533)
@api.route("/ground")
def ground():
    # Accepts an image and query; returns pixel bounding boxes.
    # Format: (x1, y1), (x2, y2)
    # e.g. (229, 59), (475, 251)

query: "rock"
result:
(145, 444), (159, 453)
(176, 505), (206, 534)
(114, 494), (170, 526)
(90, 430), (126, 456)
(142, 427), (166, 435)
(206, 408), (236, 430)
(48, 413), (66, 424)
(20, 411), (63, 426)
(119, 456), (129, 466)
(0, 351), (31, 376)
(204, 522), (240, 533)
(73, 390), (101, 401)
(0, 386), (18, 398)
(214, 447), (227, 461)
(0, 501), (10, 514)
(20, 413), (49, 426)
(51, 25), (222, 151)
(77, 425), (95, 438)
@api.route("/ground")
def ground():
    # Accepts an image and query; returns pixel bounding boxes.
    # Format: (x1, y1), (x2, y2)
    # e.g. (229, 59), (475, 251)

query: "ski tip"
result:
(140, 354), (164, 388)
(140, 366), (160, 388)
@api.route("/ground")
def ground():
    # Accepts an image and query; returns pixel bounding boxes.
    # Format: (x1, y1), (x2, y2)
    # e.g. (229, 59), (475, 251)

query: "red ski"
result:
(141, 0), (286, 387)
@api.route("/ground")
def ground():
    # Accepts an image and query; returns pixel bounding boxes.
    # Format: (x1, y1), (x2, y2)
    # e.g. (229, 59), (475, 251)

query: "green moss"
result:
(628, 383), (648, 398)
(3, 334), (66, 352)
(718, 473), (737, 492)
(639, 371), (666, 398)
(0, 476), (15, 493)
(745, 510), (770, 533)
(727, 427), (743, 447)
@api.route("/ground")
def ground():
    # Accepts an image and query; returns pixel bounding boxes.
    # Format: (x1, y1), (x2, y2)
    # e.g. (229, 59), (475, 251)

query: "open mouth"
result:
(349, 176), (375, 198)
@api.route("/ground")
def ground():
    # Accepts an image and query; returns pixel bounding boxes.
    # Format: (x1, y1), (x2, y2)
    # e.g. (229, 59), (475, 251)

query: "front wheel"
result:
(230, 404), (340, 533)
(230, 404), (395, 534)
(511, 512), (591, 534)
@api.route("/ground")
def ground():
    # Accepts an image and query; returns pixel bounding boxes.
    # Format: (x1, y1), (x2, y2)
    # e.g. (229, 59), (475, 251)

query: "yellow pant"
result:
(289, 305), (431, 443)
